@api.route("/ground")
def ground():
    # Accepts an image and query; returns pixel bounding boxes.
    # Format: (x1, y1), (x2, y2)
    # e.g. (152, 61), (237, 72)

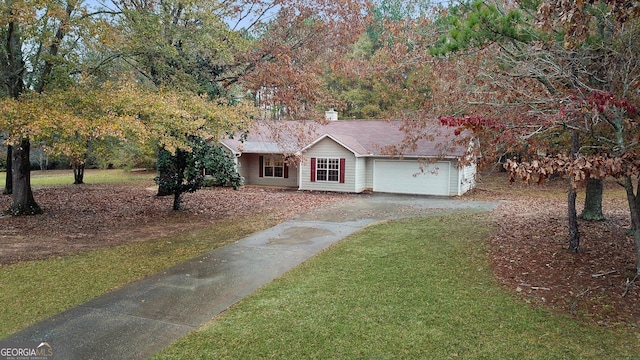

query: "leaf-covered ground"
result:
(469, 172), (640, 329)
(1, 172), (638, 328)
(0, 183), (347, 264)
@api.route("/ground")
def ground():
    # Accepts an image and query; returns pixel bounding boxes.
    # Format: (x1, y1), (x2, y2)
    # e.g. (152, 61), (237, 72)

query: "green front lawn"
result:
(154, 213), (640, 359)
(0, 169), (155, 188)
(0, 215), (278, 338)
(2, 169), (638, 358)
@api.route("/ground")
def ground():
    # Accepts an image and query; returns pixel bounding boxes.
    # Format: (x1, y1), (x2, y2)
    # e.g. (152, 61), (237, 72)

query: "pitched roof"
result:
(221, 120), (468, 158)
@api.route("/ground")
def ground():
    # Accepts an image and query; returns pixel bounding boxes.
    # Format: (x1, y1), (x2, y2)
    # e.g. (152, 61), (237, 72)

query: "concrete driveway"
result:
(3, 193), (497, 360)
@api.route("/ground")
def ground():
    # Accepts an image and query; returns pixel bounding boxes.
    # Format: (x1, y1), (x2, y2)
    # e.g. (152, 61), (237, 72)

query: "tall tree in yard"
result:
(92, 0), (249, 195)
(101, 0), (367, 114)
(134, 87), (254, 210)
(0, 0), (99, 214)
(505, 5), (640, 269)
(95, 0), (367, 197)
(0, 1), (133, 190)
(323, 0), (437, 119)
(425, 0), (640, 271)
(0, 81), (151, 185)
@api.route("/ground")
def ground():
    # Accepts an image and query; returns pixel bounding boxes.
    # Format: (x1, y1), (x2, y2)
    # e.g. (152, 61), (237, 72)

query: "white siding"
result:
(237, 154), (251, 182)
(365, 157), (474, 196)
(354, 157), (367, 192)
(448, 160), (459, 196)
(458, 162), (477, 195)
(300, 137), (359, 192)
(237, 148), (476, 195)
(365, 158), (375, 190)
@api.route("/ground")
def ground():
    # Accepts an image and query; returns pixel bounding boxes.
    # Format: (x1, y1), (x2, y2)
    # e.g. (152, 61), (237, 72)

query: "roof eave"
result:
(219, 141), (241, 156)
(301, 134), (362, 156)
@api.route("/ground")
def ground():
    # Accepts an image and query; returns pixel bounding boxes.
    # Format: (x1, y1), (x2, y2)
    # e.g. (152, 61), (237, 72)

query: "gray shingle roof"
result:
(221, 120), (468, 158)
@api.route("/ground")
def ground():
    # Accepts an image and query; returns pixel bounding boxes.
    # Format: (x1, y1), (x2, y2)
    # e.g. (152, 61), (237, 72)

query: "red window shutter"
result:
(259, 156), (264, 177)
(340, 158), (346, 183)
(310, 158), (316, 182)
(284, 162), (289, 178)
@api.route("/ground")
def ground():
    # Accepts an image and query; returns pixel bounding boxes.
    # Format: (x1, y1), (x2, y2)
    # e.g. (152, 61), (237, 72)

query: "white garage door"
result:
(373, 160), (450, 196)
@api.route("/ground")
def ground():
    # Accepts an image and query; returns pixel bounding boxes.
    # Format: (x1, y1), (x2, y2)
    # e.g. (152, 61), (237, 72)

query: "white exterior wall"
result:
(354, 157), (367, 192)
(236, 154), (250, 183)
(368, 158), (478, 196)
(458, 162), (477, 195)
(299, 137), (359, 192)
(236, 151), (476, 195)
(365, 157), (375, 190)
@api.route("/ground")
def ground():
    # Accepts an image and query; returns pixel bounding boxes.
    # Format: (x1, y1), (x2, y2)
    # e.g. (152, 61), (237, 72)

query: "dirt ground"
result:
(0, 183), (348, 264)
(471, 172), (640, 329)
(1, 173), (639, 328)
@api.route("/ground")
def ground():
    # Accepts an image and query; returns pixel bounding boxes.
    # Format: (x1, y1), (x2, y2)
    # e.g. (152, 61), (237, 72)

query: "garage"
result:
(373, 160), (451, 196)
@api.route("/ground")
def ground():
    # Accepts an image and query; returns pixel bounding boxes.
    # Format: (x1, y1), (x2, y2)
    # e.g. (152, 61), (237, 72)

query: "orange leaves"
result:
(439, 114), (507, 132)
(506, 151), (640, 187)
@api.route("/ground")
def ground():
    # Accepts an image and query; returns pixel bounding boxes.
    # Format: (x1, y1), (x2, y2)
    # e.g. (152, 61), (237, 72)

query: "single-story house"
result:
(220, 118), (476, 196)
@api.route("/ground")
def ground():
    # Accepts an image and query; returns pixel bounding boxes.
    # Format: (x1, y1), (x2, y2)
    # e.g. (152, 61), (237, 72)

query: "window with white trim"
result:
(316, 158), (340, 182)
(264, 156), (284, 177)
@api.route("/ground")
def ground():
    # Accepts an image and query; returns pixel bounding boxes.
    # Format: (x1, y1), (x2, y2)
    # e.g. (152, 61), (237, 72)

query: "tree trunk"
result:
(3, 145), (12, 195)
(3, 20), (39, 214)
(623, 176), (640, 274)
(580, 178), (605, 221)
(156, 148), (173, 196)
(568, 130), (580, 253)
(35, 2), (75, 93)
(173, 191), (182, 211)
(157, 171), (173, 196)
(172, 149), (187, 211)
(73, 163), (85, 184)
(3, 20), (22, 197)
(7, 139), (42, 215)
(568, 183), (580, 253)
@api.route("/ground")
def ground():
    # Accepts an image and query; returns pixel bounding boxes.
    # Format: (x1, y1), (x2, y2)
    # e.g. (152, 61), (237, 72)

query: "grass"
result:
(0, 168), (155, 188)
(2, 170), (639, 358)
(0, 214), (278, 338)
(153, 213), (640, 360)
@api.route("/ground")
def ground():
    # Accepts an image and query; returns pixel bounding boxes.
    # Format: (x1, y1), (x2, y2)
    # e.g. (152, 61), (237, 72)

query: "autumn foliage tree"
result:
(320, 0), (437, 119)
(100, 79), (254, 210)
(423, 0), (640, 272)
(236, 0), (369, 120)
(0, 0), (107, 214)
(88, 0), (368, 201)
(505, 92), (640, 271)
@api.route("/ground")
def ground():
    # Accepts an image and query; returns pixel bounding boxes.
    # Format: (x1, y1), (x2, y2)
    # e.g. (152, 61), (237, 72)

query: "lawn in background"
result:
(154, 213), (640, 360)
(0, 168), (155, 188)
